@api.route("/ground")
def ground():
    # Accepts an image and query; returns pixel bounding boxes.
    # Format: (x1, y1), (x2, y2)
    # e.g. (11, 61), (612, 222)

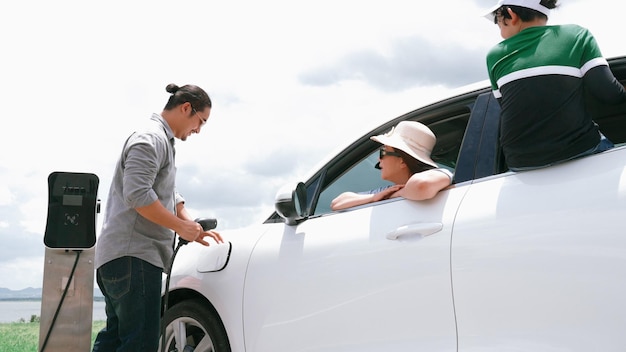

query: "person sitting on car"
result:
(331, 121), (453, 211)
(484, 0), (626, 171)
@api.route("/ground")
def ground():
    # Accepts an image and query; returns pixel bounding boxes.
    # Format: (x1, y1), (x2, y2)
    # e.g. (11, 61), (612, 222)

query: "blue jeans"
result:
(92, 256), (163, 352)
(510, 134), (614, 172)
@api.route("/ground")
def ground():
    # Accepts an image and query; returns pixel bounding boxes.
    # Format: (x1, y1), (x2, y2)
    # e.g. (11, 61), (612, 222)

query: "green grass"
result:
(0, 320), (105, 352)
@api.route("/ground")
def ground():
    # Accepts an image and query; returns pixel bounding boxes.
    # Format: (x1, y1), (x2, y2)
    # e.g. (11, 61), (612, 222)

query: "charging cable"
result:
(39, 250), (82, 352)
(160, 218), (217, 352)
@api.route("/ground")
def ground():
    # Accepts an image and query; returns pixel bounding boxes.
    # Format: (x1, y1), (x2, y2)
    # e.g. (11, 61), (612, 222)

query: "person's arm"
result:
(135, 200), (204, 243)
(331, 185), (403, 211)
(584, 65), (626, 104)
(123, 138), (209, 244)
(393, 169), (452, 201)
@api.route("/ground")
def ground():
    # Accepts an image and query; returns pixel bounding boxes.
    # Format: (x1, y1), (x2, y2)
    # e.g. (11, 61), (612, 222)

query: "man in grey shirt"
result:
(92, 83), (223, 352)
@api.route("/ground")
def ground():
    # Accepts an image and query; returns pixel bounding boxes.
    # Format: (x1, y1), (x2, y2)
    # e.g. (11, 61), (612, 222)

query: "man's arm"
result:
(584, 65), (626, 104)
(135, 200), (204, 243)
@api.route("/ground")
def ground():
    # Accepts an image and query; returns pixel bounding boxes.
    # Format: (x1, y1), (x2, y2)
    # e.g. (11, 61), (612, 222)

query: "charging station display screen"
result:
(44, 172), (99, 249)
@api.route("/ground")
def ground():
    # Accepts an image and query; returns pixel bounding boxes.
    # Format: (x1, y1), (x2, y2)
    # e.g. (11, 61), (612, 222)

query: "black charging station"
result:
(39, 171), (100, 352)
(44, 172), (100, 249)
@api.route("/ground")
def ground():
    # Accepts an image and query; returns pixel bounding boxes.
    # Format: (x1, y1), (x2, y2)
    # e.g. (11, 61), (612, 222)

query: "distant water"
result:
(0, 300), (107, 323)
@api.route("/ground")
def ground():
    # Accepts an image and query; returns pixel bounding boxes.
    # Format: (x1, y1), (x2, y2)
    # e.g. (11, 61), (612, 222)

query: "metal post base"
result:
(38, 247), (95, 352)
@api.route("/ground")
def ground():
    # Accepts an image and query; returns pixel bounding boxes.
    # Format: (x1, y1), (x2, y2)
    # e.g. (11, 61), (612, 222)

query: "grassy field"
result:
(0, 320), (105, 352)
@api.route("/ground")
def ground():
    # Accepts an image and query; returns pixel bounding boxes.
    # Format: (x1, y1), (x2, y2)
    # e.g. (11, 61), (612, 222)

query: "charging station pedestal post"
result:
(39, 172), (100, 352)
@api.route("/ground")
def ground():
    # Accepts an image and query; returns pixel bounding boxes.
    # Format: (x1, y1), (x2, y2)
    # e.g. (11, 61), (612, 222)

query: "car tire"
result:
(159, 299), (231, 352)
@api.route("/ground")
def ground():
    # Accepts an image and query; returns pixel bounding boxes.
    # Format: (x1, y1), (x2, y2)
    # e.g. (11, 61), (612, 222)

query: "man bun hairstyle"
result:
(164, 83), (212, 111)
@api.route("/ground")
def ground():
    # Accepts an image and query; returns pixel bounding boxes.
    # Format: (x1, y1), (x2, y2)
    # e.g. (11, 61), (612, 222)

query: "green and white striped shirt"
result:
(487, 24), (624, 168)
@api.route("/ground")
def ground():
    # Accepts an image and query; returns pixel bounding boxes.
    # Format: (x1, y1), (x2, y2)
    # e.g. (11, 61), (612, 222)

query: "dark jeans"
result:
(92, 256), (163, 352)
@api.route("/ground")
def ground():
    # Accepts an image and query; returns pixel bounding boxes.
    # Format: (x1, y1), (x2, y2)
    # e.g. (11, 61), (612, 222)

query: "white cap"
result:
(483, 0), (551, 22)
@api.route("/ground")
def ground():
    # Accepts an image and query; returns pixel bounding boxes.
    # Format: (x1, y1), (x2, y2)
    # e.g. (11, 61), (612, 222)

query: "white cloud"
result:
(0, 256), (44, 291)
(0, 186), (14, 207)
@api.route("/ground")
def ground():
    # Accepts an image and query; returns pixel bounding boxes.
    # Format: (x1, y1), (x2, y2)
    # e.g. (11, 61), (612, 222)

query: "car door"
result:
(451, 147), (626, 351)
(240, 88), (483, 351)
(242, 184), (468, 352)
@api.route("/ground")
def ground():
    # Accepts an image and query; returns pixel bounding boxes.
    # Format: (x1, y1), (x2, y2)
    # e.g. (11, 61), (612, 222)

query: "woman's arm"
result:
(394, 169), (452, 201)
(331, 185), (403, 211)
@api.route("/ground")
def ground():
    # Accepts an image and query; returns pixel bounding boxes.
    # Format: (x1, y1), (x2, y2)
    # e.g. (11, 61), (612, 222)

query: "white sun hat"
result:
(371, 121), (438, 168)
(483, 0), (552, 22)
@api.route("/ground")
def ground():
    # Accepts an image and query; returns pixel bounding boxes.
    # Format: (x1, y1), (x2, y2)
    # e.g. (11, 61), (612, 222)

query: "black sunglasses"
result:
(379, 148), (403, 159)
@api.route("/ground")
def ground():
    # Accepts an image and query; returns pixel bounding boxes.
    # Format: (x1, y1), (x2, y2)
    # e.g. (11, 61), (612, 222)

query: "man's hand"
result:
(175, 219), (205, 244)
(195, 229), (223, 246)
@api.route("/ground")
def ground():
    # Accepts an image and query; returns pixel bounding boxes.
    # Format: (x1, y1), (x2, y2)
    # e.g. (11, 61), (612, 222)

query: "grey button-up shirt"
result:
(95, 113), (184, 272)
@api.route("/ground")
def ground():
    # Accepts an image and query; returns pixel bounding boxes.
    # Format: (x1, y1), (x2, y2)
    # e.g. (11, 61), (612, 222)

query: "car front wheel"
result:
(159, 299), (231, 352)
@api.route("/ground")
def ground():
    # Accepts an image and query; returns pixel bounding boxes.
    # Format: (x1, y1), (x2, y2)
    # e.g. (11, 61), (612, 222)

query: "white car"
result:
(160, 56), (626, 352)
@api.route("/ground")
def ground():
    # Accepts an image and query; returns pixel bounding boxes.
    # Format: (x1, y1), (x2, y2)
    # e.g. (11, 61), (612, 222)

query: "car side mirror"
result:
(274, 182), (308, 225)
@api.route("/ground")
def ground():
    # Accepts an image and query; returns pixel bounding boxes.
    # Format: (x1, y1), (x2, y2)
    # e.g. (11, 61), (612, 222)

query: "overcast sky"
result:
(1, 0), (622, 290)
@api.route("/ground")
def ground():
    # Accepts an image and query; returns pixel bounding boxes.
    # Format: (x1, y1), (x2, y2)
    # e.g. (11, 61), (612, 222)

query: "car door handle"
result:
(386, 222), (443, 240)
